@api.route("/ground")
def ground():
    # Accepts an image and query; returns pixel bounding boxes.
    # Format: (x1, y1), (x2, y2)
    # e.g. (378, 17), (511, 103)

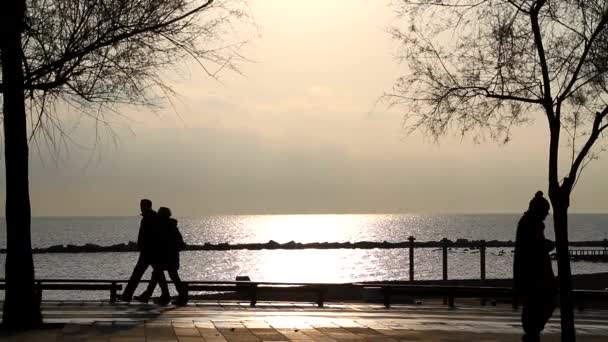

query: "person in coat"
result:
(513, 191), (556, 342)
(144, 206), (188, 305)
(121, 199), (168, 302)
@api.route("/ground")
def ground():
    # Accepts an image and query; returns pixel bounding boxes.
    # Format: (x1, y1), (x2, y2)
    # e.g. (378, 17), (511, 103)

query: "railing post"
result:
(480, 240), (487, 306)
(408, 236), (415, 282)
(317, 286), (326, 308)
(36, 281), (42, 305)
(110, 281), (117, 303)
(448, 289), (455, 308)
(480, 240), (486, 283)
(383, 287), (391, 308)
(442, 238), (449, 305)
(442, 238), (448, 282)
(249, 284), (258, 307)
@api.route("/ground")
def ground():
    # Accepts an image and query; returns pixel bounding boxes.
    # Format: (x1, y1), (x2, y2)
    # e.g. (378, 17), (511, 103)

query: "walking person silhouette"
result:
(121, 199), (167, 302)
(143, 206), (188, 305)
(514, 191), (557, 342)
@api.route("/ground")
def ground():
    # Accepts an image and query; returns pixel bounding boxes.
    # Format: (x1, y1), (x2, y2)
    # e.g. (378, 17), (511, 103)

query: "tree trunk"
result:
(0, 0), (42, 329)
(550, 194), (576, 341)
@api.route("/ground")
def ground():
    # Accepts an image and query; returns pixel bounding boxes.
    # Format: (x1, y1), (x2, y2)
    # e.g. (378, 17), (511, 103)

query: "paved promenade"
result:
(2, 301), (608, 341)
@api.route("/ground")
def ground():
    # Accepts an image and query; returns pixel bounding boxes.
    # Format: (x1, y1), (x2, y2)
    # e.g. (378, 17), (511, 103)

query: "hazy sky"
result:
(6, 0), (607, 216)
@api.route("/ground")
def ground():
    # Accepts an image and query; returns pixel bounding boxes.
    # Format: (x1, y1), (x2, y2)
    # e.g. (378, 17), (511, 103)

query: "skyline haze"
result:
(4, 0), (607, 216)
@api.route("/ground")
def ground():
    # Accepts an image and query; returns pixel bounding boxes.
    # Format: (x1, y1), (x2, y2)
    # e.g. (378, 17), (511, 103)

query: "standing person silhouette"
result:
(121, 199), (167, 302)
(147, 207), (188, 305)
(514, 191), (557, 342)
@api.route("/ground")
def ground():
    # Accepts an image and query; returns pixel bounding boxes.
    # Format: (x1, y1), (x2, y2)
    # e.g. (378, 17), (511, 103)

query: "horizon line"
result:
(8, 211), (608, 218)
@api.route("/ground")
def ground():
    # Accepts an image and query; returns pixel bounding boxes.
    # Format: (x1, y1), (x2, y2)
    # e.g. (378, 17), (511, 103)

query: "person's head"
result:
(140, 199), (152, 213)
(528, 191), (550, 220)
(158, 206), (172, 219)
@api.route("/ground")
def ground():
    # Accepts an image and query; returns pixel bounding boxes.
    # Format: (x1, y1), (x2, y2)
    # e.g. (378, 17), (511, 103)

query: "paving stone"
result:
(193, 321), (215, 329)
(108, 337), (146, 342)
(3, 301), (608, 341)
(173, 327), (200, 337)
(176, 337), (204, 342)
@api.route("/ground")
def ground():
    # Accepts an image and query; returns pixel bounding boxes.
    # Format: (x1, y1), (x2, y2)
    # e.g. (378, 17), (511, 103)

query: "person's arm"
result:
(171, 219), (186, 251)
(544, 238), (555, 253)
(136, 219), (145, 251)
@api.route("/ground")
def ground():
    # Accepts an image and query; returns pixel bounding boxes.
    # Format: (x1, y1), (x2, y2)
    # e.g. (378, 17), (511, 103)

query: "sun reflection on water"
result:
(243, 214), (373, 243)
(254, 249), (347, 283)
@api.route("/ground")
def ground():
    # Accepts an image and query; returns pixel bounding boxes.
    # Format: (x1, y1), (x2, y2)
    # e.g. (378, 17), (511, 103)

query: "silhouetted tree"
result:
(0, 0), (42, 330)
(388, 1), (608, 340)
(0, 0), (247, 329)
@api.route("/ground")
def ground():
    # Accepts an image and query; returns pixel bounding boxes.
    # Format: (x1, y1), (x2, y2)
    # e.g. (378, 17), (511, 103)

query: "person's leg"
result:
(135, 268), (160, 302)
(153, 268), (170, 304)
(521, 296), (542, 342)
(121, 254), (149, 301)
(537, 292), (557, 334)
(167, 268), (188, 305)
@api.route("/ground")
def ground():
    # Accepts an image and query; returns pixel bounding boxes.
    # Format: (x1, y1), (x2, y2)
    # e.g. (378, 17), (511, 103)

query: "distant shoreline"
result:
(2, 238), (607, 254)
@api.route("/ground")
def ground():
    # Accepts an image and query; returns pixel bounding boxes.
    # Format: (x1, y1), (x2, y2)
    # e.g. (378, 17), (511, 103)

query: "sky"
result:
(4, 0), (608, 216)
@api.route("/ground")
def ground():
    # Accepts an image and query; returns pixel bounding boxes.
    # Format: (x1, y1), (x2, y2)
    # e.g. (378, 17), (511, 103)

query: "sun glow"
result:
(255, 249), (349, 283)
(245, 214), (369, 243)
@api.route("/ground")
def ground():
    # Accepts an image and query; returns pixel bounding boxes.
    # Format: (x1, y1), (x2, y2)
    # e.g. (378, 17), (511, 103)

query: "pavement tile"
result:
(108, 337), (146, 342)
(212, 321), (245, 329)
(193, 321), (214, 329)
(3, 301), (608, 341)
(176, 337), (204, 342)
(215, 329), (258, 341)
(197, 327), (222, 334)
(173, 327), (200, 337)
(145, 326), (176, 338)
(274, 329), (311, 340)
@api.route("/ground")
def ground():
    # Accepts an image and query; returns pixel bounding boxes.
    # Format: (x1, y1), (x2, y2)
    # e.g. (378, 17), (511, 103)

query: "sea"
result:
(0, 214), (607, 300)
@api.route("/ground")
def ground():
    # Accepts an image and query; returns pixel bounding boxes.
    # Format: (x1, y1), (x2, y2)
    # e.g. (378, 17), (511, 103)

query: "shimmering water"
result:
(2, 214), (608, 248)
(0, 214), (607, 300)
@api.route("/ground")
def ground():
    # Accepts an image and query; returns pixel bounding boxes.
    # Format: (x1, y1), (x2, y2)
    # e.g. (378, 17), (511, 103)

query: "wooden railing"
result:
(355, 283), (608, 311)
(400, 237), (608, 283)
(0, 279), (123, 302)
(569, 249), (608, 256)
(0, 279), (606, 311)
(0, 279), (335, 307)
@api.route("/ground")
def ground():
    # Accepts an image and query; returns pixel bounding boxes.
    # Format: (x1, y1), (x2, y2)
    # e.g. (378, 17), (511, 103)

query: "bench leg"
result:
(110, 283), (117, 303)
(383, 289), (391, 308)
(448, 296), (455, 308)
(249, 286), (257, 307)
(35, 283), (42, 306)
(317, 290), (325, 308)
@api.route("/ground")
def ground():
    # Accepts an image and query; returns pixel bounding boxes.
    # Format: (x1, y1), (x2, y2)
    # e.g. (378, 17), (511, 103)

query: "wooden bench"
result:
(186, 282), (328, 307)
(361, 284), (516, 309)
(0, 280), (123, 303)
(363, 284), (608, 312)
(253, 284), (327, 307)
(573, 289), (608, 311)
